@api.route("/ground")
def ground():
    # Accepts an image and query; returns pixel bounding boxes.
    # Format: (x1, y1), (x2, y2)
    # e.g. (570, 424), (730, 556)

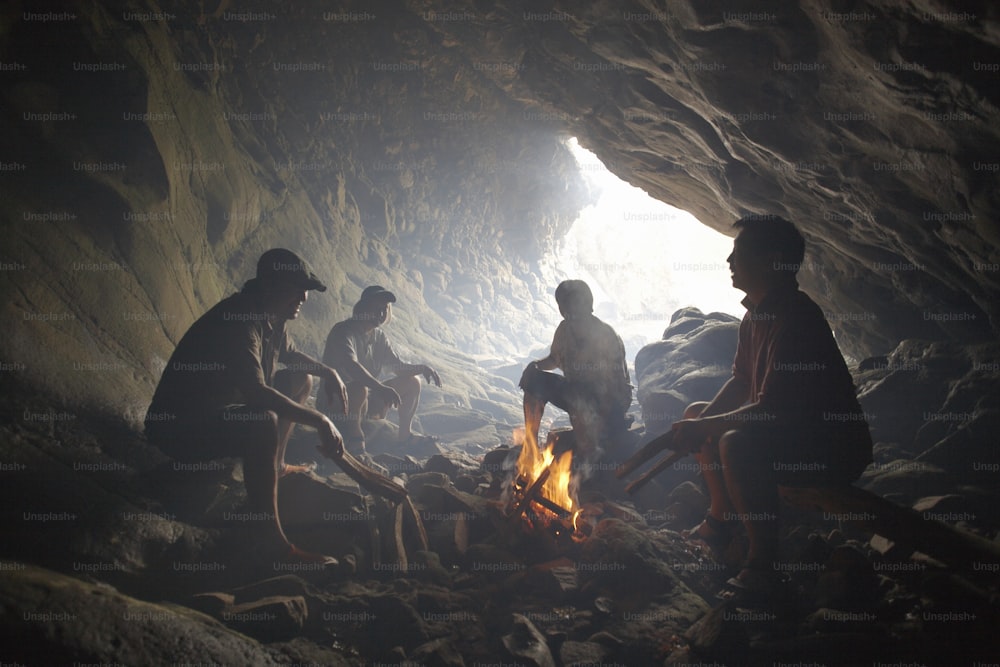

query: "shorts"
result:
(519, 365), (629, 434)
(145, 405), (274, 462)
(742, 420), (873, 486)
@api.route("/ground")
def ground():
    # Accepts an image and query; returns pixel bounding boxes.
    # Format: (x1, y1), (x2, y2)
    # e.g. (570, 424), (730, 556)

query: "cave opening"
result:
(552, 139), (742, 358)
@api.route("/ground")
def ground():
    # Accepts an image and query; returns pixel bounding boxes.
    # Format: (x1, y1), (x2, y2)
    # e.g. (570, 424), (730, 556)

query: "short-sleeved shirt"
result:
(322, 319), (402, 383)
(146, 283), (296, 423)
(732, 283), (872, 472)
(549, 314), (632, 414)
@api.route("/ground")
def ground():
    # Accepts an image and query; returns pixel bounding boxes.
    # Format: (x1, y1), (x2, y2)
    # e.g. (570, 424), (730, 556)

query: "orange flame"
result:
(513, 425), (576, 514)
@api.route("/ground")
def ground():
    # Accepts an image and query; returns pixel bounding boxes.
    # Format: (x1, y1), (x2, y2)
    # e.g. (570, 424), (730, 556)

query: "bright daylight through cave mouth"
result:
(555, 139), (743, 359)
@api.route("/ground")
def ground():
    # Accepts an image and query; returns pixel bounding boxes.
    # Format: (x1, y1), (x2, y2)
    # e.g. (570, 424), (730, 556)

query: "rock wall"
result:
(404, 0), (1000, 358)
(0, 0), (589, 418)
(1, 0), (999, 419)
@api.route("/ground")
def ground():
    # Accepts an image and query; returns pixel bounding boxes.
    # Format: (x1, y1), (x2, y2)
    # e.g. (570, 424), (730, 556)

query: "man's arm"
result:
(670, 375), (753, 451)
(395, 362), (442, 387)
(699, 376), (751, 418)
(282, 349), (348, 414)
(531, 353), (558, 371)
(243, 381), (328, 428)
(341, 356), (402, 408)
(242, 381), (344, 455)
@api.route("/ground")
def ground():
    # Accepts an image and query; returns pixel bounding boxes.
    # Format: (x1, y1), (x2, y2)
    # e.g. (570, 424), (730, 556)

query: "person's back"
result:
(552, 313), (630, 417)
(735, 284), (871, 472)
(147, 286), (278, 422)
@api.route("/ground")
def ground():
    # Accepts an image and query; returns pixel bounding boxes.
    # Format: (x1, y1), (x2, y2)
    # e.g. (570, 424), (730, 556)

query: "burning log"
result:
(509, 468), (551, 520)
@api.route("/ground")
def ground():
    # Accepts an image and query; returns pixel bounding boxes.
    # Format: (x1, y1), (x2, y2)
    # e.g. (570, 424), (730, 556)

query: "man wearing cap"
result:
(320, 285), (441, 454)
(519, 279), (632, 461)
(145, 248), (348, 564)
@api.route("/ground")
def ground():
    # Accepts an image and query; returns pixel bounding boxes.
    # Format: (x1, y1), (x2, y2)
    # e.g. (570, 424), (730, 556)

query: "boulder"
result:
(635, 308), (740, 436)
(0, 564), (297, 664)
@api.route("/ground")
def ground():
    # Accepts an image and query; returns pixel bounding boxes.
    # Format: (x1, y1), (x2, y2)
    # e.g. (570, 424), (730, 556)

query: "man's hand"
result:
(419, 364), (442, 387)
(317, 416), (344, 458)
(323, 368), (349, 415)
(377, 383), (401, 409)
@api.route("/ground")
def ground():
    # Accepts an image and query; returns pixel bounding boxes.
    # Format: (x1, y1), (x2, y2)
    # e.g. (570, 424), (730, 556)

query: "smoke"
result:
(555, 139), (742, 359)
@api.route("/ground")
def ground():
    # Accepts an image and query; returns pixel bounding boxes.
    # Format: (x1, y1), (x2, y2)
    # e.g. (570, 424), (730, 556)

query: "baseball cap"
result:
(357, 285), (396, 307)
(256, 248), (327, 292)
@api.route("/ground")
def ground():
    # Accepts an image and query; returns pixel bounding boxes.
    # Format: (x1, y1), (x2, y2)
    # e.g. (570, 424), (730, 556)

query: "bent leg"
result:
(523, 391), (546, 449)
(343, 382), (369, 449)
(719, 428), (779, 568)
(272, 370), (314, 475)
(385, 374), (420, 441)
(685, 401), (735, 521)
(519, 364), (569, 448)
(239, 409), (290, 547)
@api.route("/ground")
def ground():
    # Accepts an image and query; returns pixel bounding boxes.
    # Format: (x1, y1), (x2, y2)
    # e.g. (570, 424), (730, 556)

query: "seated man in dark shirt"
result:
(145, 248), (348, 564)
(670, 215), (872, 592)
(319, 286), (441, 456)
(519, 280), (632, 461)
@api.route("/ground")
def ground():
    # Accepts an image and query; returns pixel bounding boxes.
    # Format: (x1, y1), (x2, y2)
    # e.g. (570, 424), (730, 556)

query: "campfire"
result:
(508, 426), (585, 540)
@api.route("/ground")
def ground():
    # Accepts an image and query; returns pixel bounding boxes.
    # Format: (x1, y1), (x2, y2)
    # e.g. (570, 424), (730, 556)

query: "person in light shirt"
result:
(519, 279), (632, 461)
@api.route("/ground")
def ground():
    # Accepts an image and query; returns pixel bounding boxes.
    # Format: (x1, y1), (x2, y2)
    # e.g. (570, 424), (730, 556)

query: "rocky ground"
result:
(2, 309), (999, 665)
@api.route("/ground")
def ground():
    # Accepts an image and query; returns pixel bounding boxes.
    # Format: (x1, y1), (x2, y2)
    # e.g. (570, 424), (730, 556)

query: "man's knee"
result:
(683, 401), (711, 419)
(273, 369), (312, 401)
(390, 374), (420, 400)
(719, 429), (769, 472)
(244, 411), (281, 454)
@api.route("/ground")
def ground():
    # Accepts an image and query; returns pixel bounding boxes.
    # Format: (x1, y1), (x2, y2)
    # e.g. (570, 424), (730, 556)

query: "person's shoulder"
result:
(197, 291), (257, 325)
(788, 288), (826, 319)
(325, 318), (357, 342)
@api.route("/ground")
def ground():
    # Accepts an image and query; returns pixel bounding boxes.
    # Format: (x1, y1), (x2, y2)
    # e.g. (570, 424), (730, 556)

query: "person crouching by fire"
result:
(519, 279), (633, 462)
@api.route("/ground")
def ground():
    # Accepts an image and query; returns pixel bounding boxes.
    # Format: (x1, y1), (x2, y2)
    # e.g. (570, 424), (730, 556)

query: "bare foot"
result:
(279, 461), (317, 477)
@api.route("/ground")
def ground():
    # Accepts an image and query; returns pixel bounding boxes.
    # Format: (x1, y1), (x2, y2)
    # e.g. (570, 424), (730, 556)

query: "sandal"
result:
(683, 514), (739, 560)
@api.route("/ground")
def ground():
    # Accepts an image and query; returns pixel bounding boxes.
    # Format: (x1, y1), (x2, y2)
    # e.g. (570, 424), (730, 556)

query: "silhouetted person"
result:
(320, 286), (441, 456)
(670, 215), (872, 594)
(145, 248), (348, 565)
(519, 279), (632, 461)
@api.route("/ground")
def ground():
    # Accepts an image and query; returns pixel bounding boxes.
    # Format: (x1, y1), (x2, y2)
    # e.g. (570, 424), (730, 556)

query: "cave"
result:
(1, 1), (998, 665)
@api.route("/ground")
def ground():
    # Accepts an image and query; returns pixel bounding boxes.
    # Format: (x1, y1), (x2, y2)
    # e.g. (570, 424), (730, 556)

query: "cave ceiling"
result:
(1, 0), (998, 411)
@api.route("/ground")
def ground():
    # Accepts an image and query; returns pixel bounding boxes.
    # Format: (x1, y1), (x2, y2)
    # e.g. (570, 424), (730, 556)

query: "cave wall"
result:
(404, 0), (1000, 357)
(1, 0), (998, 418)
(0, 0), (590, 418)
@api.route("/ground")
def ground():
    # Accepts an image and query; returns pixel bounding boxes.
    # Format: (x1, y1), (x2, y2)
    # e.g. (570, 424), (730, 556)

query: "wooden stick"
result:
(624, 449), (688, 495)
(402, 495), (429, 552)
(318, 445), (408, 503)
(510, 468), (551, 518)
(616, 430), (676, 479)
(534, 495), (572, 519)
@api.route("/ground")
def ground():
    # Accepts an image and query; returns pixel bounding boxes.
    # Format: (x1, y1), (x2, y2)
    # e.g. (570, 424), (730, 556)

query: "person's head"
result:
(727, 214), (804, 297)
(554, 280), (594, 319)
(254, 248), (327, 320)
(352, 285), (396, 328)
